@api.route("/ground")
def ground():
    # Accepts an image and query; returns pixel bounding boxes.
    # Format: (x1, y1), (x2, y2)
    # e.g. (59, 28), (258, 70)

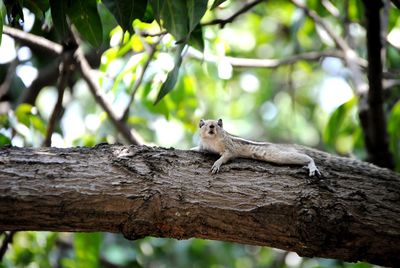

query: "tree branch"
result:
(121, 37), (161, 122)
(202, 0), (265, 28)
(42, 50), (73, 147)
(359, 0), (394, 169)
(187, 47), (367, 69)
(3, 26), (62, 56)
(3, 26), (141, 145)
(290, 0), (367, 93)
(0, 145), (399, 267)
(0, 231), (16, 261)
(74, 47), (141, 145)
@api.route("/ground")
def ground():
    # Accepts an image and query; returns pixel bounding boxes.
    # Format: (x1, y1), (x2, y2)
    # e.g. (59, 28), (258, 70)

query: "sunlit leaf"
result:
(160, 0), (189, 42)
(103, 0), (148, 34)
(154, 44), (184, 104)
(0, 133), (11, 146)
(66, 0), (103, 47)
(50, 0), (69, 38)
(211, 0), (227, 10)
(323, 97), (357, 149)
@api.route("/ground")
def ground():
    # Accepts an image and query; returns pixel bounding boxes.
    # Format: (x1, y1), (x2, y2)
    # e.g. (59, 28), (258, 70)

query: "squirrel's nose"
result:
(209, 125), (215, 129)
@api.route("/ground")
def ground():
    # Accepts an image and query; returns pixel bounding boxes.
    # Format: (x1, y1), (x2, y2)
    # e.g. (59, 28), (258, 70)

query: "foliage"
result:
(0, 0), (399, 267)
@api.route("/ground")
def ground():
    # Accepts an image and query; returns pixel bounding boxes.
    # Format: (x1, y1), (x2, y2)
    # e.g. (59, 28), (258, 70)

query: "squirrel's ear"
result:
(217, 118), (223, 128)
(199, 119), (205, 128)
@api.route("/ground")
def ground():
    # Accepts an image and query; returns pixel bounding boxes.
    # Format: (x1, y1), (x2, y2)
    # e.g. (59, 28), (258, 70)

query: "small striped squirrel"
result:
(195, 119), (321, 177)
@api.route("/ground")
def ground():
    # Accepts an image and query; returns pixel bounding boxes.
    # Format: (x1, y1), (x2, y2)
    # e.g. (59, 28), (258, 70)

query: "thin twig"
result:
(73, 43), (141, 145)
(139, 31), (167, 37)
(0, 59), (18, 99)
(42, 51), (74, 147)
(121, 38), (161, 122)
(321, 0), (339, 18)
(4, 26), (142, 145)
(290, 0), (367, 93)
(202, 0), (265, 28)
(187, 47), (367, 69)
(0, 231), (16, 261)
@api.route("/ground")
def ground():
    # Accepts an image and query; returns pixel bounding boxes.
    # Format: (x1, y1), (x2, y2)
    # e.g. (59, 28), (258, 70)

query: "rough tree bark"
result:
(0, 145), (399, 267)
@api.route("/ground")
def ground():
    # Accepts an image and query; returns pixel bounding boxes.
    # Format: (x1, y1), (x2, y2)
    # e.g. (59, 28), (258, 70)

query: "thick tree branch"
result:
(359, 0), (394, 169)
(0, 145), (399, 267)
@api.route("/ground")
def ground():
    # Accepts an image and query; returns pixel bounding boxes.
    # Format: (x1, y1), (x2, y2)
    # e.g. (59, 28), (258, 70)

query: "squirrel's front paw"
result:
(211, 163), (221, 174)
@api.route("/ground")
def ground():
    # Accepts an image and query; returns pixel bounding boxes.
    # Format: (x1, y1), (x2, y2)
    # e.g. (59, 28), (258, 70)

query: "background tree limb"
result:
(0, 145), (399, 267)
(359, 0), (394, 169)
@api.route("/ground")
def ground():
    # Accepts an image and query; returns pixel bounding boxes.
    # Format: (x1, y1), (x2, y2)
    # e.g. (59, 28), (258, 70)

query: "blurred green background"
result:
(1, 0), (399, 267)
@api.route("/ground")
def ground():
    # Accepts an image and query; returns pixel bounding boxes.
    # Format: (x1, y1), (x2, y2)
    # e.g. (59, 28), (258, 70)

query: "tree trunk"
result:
(0, 145), (399, 267)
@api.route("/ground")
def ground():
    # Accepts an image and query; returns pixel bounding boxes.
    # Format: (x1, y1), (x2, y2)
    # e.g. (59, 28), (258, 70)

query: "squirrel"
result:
(194, 118), (321, 177)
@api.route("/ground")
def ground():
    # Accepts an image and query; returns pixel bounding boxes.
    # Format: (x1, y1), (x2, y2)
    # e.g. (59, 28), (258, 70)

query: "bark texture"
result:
(0, 145), (399, 266)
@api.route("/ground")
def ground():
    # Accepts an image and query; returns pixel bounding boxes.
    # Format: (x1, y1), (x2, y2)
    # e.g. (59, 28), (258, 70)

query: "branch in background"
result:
(74, 45), (141, 145)
(139, 31), (167, 37)
(391, 0), (400, 9)
(3, 26), (62, 56)
(187, 47), (367, 69)
(202, 0), (265, 28)
(359, 0), (394, 169)
(0, 59), (18, 100)
(42, 50), (74, 147)
(321, 0), (339, 18)
(121, 37), (161, 122)
(342, 0), (353, 48)
(290, 0), (367, 94)
(4, 26), (142, 145)
(381, 0), (391, 69)
(0, 231), (16, 261)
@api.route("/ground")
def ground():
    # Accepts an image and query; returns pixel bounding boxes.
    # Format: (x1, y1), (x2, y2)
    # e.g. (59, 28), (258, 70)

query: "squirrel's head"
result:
(199, 119), (223, 139)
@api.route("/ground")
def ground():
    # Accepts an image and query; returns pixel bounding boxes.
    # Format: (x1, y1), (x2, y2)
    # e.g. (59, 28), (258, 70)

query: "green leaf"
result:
(211, 0), (227, 10)
(323, 97), (357, 149)
(50, 0), (69, 38)
(74, 233), (102, 268)
(142, 3), (155, 23)
(161, 0), (189, 42)
(66, 0), (103, 47)
(155, 44), (184, 104)
(188, 24), (204, 52)
(187, 0), (207, 33)
(149, 0), (164, 26)
(103, 0), (148, 34)
(0, 133), (11, 146)
(25, 0), (49, 19)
